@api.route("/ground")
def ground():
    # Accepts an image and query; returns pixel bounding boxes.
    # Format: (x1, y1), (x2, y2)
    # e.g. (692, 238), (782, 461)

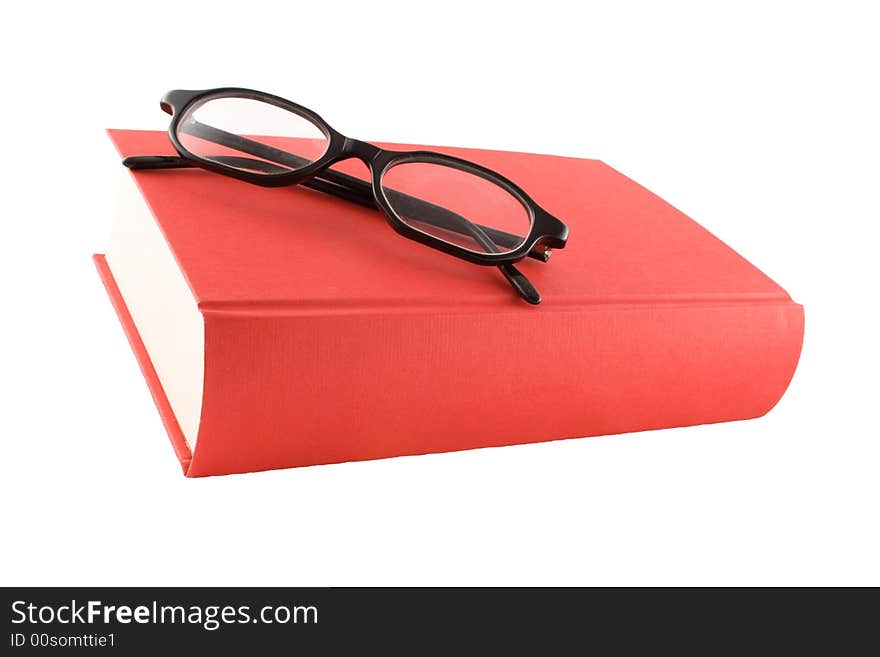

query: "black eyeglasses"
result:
(123, 88), (569, 304)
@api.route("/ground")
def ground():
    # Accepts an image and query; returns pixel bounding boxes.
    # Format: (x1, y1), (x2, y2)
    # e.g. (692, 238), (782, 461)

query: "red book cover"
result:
(95, 129), (803, 477)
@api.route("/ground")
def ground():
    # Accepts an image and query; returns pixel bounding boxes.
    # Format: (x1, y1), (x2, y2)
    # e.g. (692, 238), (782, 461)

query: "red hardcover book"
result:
(95, 129), (803, 477)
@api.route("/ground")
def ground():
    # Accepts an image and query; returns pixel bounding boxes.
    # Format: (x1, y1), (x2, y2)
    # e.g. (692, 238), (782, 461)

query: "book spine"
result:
(187, 301), (803, 477)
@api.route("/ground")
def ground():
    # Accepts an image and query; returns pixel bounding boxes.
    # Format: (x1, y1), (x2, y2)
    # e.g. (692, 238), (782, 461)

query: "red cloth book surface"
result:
(95, 129), (803, 477)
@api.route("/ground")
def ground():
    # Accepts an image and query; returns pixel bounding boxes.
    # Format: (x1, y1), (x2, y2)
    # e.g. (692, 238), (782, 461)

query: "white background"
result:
(1, 1), (877, 586)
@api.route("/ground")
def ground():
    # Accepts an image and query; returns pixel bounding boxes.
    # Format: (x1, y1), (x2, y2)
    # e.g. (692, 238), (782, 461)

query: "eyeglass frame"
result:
(123, 87), (570, 304)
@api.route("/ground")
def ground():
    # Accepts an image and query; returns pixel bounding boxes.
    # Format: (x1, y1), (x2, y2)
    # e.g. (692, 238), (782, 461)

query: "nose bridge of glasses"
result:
(341, 137), (382, 164)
